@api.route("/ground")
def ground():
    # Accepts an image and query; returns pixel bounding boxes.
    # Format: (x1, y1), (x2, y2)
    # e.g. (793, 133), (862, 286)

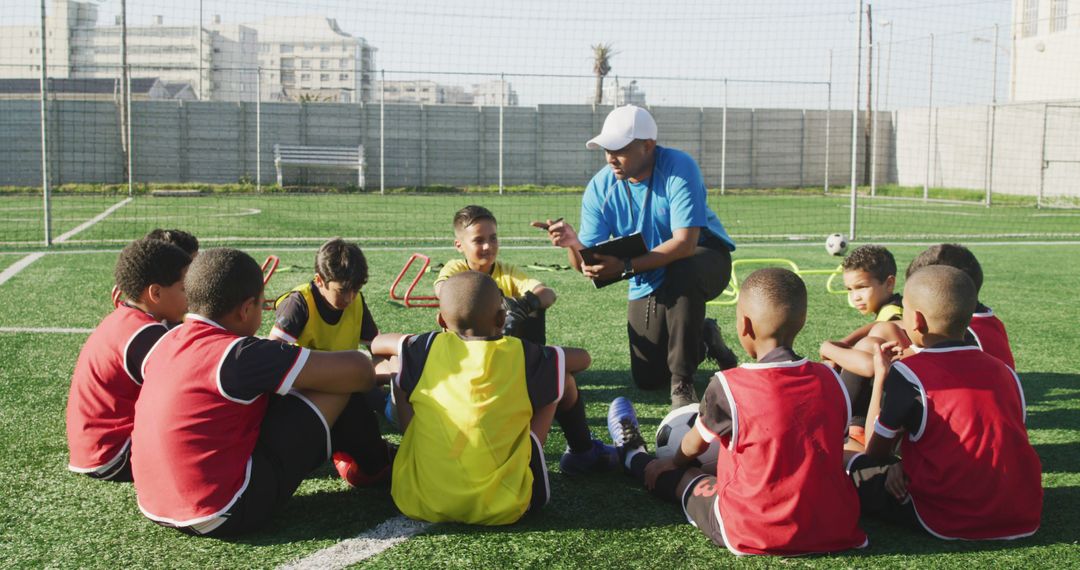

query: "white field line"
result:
(53, 197), (133, 244)
(277, 515), (430, 570)
(0, 326), (93, 334)
(3, 240), (1080, 258)
(0, 198), (132, 288)
(0, 253), (46, 287)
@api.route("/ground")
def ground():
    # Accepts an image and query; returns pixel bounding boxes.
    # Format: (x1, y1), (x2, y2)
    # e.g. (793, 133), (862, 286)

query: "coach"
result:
(539, 105), (738, 408)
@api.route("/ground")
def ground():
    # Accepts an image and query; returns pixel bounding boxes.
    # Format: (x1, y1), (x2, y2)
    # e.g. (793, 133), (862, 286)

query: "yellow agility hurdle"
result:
(708, 258), (848, 307)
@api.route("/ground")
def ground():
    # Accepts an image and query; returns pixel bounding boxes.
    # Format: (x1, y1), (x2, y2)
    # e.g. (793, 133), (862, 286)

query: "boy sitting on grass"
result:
(67, 237), (191, 482)
(847, 265), (1041, 540)
(375, 271), (616, 525)
(434, 205), (556, 345)
(269, 238), (394, 485)
(132, 248), (384, 536)
(819, 244), (908, 448)
(606, 268), (867, 556)
(905, 243), (1015, 369)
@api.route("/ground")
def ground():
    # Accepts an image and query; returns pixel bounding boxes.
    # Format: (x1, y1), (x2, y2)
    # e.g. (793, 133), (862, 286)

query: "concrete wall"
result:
(0, 100), (888, 190)
(895, 101), (1080, 198)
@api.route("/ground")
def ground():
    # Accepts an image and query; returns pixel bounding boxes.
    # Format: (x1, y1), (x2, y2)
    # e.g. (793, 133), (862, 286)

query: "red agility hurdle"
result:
(389, 253), (440, 308)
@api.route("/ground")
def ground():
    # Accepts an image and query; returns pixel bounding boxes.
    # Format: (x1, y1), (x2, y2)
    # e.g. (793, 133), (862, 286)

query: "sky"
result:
(4, 0), (1015, 109)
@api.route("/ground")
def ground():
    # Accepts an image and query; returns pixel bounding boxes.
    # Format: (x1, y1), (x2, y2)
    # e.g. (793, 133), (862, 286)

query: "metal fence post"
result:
(985, 24), (999, 207)
(924, 34), (934, 202)
(870, 43), (881, 197)
(38, 0), (51, 246)
(499, 72), (504, 195)
(126, 67), (133, 197)
(849, 0), (864, 240)
(825, 49), (832, 195)
(379, 69), (385, 195)
(256, 67), (261, 191)
(1038, 103), (1048, 210)
(721, 78), (728, 196)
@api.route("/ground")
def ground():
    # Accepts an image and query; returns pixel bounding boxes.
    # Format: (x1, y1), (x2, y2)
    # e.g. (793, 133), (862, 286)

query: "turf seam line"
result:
(276, 515), (430, 570)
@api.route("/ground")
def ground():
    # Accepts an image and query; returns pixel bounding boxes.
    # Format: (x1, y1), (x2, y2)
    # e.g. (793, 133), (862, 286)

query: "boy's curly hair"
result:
(315, 238), (368, 291)
(145, 228), (199, 257)
(114, 238), (191, 301)
(906, 243), (983, 293)
(841, 245), (897, 283)
(186, 248), (264, 319)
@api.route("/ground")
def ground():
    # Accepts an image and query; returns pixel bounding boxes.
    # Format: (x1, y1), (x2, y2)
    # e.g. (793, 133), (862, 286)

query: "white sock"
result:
(624, 447), (645, 470)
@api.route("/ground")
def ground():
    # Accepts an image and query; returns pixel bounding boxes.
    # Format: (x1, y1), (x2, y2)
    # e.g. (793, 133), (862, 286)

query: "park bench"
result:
(274, 144), (365, 188)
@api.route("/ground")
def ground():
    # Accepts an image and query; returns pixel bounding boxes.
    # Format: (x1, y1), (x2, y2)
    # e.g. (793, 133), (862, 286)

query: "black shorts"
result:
(681, 474), (726, 547)
(847, 453), (920, 530)
(526, 431), (551, 513)
(180, 392), (332, 536)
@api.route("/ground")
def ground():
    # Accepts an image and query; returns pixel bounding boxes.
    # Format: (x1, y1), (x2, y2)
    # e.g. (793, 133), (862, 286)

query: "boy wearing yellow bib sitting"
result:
(270, 238), (395, 487)
(373, 271), (616, 525)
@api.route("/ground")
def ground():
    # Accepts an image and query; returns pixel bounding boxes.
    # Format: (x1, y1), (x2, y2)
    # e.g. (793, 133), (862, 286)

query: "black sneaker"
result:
(703, 318), (739, 370)
(670, 381), (698, 410)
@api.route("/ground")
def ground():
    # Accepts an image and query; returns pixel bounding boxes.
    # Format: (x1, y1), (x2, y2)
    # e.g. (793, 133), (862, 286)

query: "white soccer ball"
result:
(825, 233), (848, 256)
(655, 404), (720, 466)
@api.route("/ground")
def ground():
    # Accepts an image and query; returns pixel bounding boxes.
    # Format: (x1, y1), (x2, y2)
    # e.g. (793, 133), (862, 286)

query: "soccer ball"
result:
(825, 233), (848, 256)
(655, 404), (720, 466)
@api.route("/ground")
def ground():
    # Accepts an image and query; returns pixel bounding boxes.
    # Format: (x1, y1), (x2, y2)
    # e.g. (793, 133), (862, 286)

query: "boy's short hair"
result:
(841, 245), (897, 283)
(315, 238), (368, 290)
(453, 205), (497, 233)
(145, 228), (199, 257)
(440, 271), (503, 332)
(907, 265), (977, 335)
(905, 243), (983, 293)
(741, 268), (808, 333)
(114, 238), (192, 301)
(186, 248), (264, 320)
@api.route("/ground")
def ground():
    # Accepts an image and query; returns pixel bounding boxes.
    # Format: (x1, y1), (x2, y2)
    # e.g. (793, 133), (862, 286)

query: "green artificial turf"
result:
(3, 191), (1078, 251)
(1, 243), (1077, 568)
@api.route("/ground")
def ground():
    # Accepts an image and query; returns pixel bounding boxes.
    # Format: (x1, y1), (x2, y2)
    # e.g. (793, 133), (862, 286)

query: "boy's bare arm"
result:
(559, 347), (591, 374)
(840, 321), (877, 346)
(531, 284), (557, 309)
(820, 341), (875, 377)
(292, 350), (375, 394)
(370, 333), (409, 357)
(864, 341), (904, 460)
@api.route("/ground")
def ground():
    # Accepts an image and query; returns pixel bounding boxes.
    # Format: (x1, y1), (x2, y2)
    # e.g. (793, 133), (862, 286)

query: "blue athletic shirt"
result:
(579, 145), (736, 300)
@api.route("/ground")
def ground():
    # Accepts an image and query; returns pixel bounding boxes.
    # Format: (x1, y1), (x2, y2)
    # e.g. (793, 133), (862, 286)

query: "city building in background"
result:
(1012, 0), (1080, 101)
(252, 16), (376, 103)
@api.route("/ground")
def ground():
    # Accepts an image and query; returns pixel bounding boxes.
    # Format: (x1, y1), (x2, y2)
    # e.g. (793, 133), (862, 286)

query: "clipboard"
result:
(580, 232), (648, 289)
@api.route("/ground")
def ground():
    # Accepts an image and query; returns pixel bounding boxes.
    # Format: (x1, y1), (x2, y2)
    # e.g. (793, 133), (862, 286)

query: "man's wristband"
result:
(621, 257), (636, 280)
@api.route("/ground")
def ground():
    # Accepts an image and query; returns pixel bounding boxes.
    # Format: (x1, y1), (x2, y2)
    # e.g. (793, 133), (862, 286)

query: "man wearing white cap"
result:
(537, 105), (738, 408)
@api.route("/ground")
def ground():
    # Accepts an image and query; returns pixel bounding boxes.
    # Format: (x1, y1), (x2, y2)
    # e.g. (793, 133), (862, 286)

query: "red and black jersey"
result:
(968, 305), (1015, 370)
(66, 304), (167, 474)
(132, 314), (309, 527)
(696, 351), (867, 556)
(877, 345), (1041, 540)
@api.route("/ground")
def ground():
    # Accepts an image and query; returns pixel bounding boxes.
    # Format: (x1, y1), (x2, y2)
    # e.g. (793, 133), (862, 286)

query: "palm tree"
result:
(592, 43), (616, 106)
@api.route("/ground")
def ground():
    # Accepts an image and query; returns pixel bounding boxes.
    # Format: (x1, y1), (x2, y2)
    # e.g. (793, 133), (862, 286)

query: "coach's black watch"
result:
(621, 257), (636, 280)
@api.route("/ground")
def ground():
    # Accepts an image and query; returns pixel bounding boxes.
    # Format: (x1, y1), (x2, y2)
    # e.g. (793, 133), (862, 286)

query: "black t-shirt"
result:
(396, 331), (563, 413)
(274, 281), (378, 343)
(217, 336), (306, 401)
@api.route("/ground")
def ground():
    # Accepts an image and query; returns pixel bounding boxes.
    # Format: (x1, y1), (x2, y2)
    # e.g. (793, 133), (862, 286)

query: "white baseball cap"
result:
(586, 105), (658, 151)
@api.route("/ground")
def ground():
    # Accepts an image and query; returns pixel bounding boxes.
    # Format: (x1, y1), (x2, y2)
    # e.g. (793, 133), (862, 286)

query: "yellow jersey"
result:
(391, 331), (564, 525)
(435, 259), (542, 299)
(273, 282), (365, 351)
